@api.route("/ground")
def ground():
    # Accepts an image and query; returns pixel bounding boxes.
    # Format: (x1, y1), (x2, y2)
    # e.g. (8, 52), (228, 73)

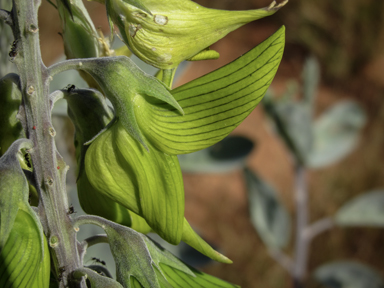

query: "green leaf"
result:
(178, 136), (254, 173)
(136, 26), (285, 154)
(244, 168), (291, 250)
(314, 261), (384, 288)
(335, 190), (384, 227)
(0, 209), (42, 287)
(0, 139), (33, 250)
(307, 101), (366, 168)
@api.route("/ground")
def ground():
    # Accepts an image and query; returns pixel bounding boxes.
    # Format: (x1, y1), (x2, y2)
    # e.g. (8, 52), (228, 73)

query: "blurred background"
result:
(18, 0), (384, 287)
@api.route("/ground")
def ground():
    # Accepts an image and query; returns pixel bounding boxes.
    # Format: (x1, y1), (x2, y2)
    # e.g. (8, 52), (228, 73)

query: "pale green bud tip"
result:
(265, 0), (289, 11)
(107, 0), (288, 69)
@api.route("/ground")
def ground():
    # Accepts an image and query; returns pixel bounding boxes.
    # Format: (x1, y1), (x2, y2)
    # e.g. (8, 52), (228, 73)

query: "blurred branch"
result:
(268, 249), (294, 274)
(293, 165), (308, 288)
(304, 217), (334, 241)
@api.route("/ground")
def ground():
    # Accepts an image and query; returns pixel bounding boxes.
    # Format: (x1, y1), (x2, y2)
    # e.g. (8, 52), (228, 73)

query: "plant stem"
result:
(268, 249), (294, 274)
(304, 217), (333, 241)
(10, 1), (84, 287)
(161, 68), (176, 89)
(293, 165), (308, 288)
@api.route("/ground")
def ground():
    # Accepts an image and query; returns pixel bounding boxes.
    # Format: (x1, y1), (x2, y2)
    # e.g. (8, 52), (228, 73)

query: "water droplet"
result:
(154, 15), (168, 26)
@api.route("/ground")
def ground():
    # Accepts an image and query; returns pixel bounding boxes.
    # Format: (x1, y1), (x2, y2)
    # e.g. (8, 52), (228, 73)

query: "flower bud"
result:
(106, 0), (287, 68)
(57, 0), (112, 89)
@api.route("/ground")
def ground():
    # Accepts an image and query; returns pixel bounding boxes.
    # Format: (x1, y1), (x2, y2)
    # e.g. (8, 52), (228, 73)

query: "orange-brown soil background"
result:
(38, 1), (384, 287)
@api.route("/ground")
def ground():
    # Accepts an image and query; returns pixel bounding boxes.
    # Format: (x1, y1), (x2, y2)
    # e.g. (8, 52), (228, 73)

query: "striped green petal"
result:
(136, 26), (285, 154)
(0, 209), (44, 287)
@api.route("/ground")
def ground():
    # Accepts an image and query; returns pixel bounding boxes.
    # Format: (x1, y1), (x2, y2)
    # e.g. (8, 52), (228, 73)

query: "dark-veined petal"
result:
(136, 26), (285, 154)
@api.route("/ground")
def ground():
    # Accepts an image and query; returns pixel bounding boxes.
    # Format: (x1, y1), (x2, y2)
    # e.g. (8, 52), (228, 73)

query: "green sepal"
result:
(136, 26), (285, 154)
(74, 267), (123, 288)
(104, 222), (161, 288)
(0, 73), (24, 157)
(78, 56), (183, 150)
(106, 0), (286, 68)
(99, 220), (236, 288)
(0, 139), (33, 251)
(0, 209), (47, 287)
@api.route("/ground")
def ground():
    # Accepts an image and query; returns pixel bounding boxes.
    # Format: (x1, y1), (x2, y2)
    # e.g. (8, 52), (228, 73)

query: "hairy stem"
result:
(10, 1), (84, 287)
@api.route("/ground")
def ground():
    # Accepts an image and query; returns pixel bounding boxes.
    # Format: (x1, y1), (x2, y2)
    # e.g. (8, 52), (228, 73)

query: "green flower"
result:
(0, 139), (50, 287)
(106, 0), (287, 68)
(85, 119), (232, 263)
(81, 27), (284, 262)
